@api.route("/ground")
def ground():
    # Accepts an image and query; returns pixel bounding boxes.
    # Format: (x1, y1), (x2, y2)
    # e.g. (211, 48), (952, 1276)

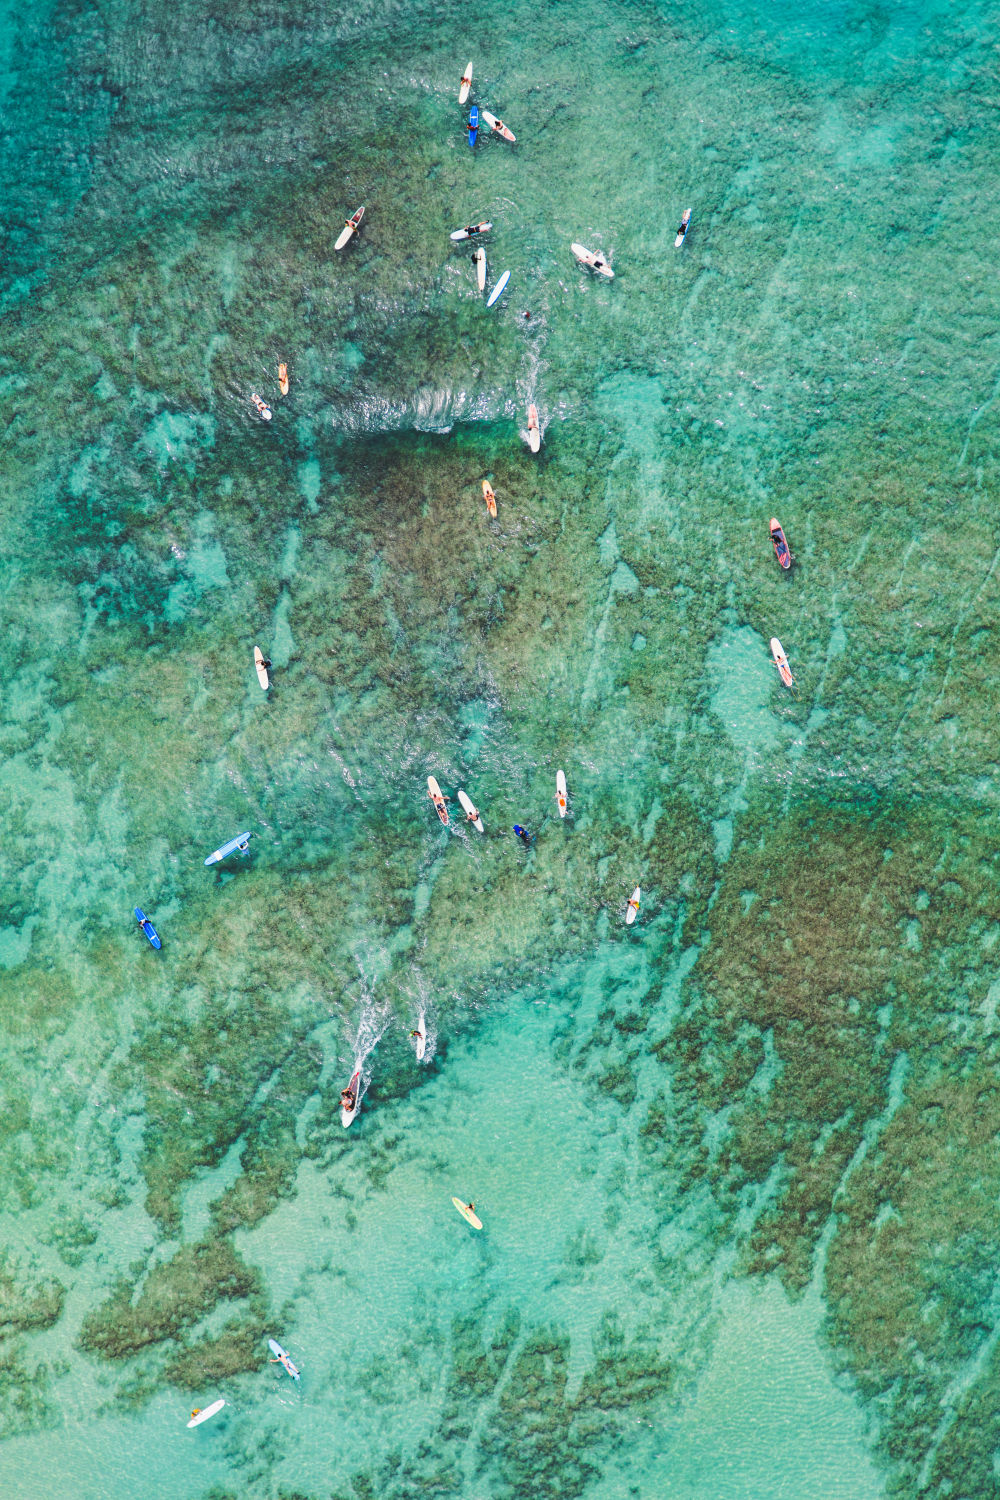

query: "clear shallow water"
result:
(2, 0), (1000, 1495)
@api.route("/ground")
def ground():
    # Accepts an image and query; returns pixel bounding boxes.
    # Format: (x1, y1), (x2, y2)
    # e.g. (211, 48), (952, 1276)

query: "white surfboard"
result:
(570, 242), (614, 279)
(187, 1399), (226, 1428)
(253, 646), (269, 690)
(427, 775), (450, 825)
(556, 768), (567, 817)
(626, 887), (641, 926)
(474, 246), (486, 292)
(486, 269), (510, 307)
(335, 206), (365, 251)
(770, 637), (794, 689)
(675, 208), (692, 248)
(450, 221), (492, 241)
(458, 61), (473, 104)
(457, 788), (484, 832)
(414, 1008), (427, 1061)
(341, 1065), (361, 1127)
(527, 404), (540, 453)
(480, 108), (515, 142)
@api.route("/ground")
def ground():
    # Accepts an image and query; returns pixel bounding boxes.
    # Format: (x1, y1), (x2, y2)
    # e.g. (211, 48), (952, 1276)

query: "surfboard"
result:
(556, 769), (567, 817)
(134, 907), (161, 950)
(254, 646), (269, 690)
(427, 775), (450, 825)
(626, 887), (641, 926)
(187, 1399), (225, 1428)
(341, 1066), (361, 1127)
(457, 789), (484, 832)
(570, 242), (614, 279)
(468, 105), (479, 149)
(251, 393), (272, 421)
(452, 1197), (483, 1229)
(413, 1009), (426, 1061)
(458, 61), (473, 104)
(482, 480), (497, 517)
(335, 206), (365, 251)
(527, 404), (540, 453)
(450, 220), (491, 241)
(268, 1337), (301, 1380)
(480, 108), (515, 142)
(770, 518), (791, 570)
(486, 269), (510, 307)
(278, 362), (289, 396)
(770, 637), (794, 689)
(675, 208), (692, 248)
(204, 832), (252, 866)
(474, 246), (486, 292)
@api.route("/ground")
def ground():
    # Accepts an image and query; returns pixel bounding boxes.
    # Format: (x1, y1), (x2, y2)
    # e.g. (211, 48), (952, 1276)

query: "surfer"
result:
(513, 825), (532, 847)
(340, 1086), (356, 1113)
(190, 1410), (201, 1420)
(260, 656), (272, 671)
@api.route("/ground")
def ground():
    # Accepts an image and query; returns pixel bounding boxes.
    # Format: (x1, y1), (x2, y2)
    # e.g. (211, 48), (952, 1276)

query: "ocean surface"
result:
(2, 0), (999, 1495)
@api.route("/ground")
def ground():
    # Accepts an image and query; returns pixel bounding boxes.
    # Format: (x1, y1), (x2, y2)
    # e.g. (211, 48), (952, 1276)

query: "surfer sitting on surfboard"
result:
(340, 1086), (356, 1113)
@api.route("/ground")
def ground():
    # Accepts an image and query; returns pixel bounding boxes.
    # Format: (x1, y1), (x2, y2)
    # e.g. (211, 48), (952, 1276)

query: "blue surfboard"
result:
(134, 907), (162, 949)
(204, 831), (252, 866)
(468, 105), (479, 148)
(268, 1337), (301, 1380)
(486, 268), (510, 307)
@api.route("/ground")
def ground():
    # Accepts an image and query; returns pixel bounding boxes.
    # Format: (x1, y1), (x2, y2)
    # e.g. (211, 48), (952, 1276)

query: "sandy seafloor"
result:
(1, 0), (1000, 1495)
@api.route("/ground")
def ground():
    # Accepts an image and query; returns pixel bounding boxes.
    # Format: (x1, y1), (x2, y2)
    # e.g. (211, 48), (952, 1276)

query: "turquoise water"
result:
(2, 0), (1000, 1494)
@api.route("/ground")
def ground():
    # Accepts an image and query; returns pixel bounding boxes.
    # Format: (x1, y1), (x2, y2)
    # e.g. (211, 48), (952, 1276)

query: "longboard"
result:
(486, 269), (510, 307)
(254, 646), (269, 689)
(482, 480), (497, 517)
(204, 832), (252, 866)
(450, 221), (491, 241)
(480, 108), (515, 142)
(278, 362), (289, 396)
(527, 404), (540, 453)
(675, 208), (692, 248)
(474, 246), (486, 292)
(268, 1337), (301, 1380)
(770, 518), (792, 569)
(626, 887), (641, 926)
(414, 1008), (426, 1061)
(468, 106), (479, 149)
(341, 1066), (362, 1127)
(556, 768), (567, 817)
(335, 206), (365, 251)
(427, 775), (450, 825)
(452, 1197), (483, 1229)
(570, 242), (614, 279)
(458, 61), (473, 104)
(770, 637), (794, 689)
(187, 1399), (225, 1428)
(457, 788), (484, 832)
(134, 907), (161, 949)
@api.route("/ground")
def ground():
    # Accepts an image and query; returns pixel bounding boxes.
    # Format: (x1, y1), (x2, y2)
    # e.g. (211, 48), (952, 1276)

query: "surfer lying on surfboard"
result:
(340, 1085), (357, 1113)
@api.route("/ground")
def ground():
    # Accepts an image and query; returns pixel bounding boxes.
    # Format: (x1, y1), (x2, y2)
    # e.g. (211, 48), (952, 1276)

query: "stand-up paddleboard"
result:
(452, 1197), (483, 1229)
(482, 479), (497, 517)
(770, 637), (794, 689)
(335, 206), (365, 251)
(468, 105), (479, 149)
(570, 242), (614, 279)
(254, 646), (269, 689)
(450, 220), (492, 241)
(278, 363), (289, 396)
(340, 1066), (362, 1127)
(204, 831), (252, 866)
(556, 768), (568, 817)
(487, 269), (510, 307)
(251, 393), (272, 421)
(526, 404), (540, 453)
(457, 789), (484, 832)
(458, 61), (473, 104)
(480, 108), (515, 142)
(427, 775), (450, 826)
(770, 518), (792, 570)
(412, 1009), (426, 1061)
(675, 208), (692, 248)
(626, 887), (641, 926)
(134, 907), (161, 949)
(474, 246), (486, 292)
(187, 1399), (225, 1428)
(268, 1338), (301, 1380)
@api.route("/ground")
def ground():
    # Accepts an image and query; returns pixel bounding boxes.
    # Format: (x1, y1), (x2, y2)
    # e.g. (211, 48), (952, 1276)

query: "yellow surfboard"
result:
(452, 1197), (482, 1229)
